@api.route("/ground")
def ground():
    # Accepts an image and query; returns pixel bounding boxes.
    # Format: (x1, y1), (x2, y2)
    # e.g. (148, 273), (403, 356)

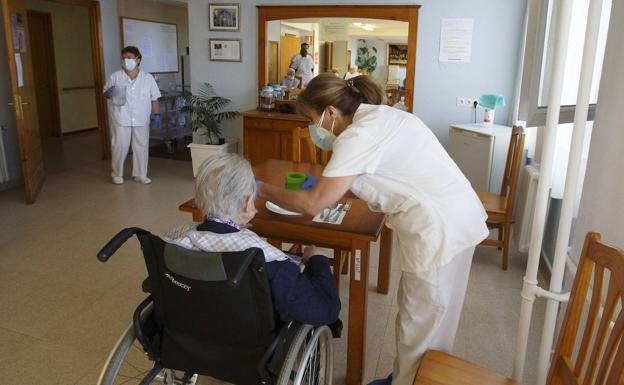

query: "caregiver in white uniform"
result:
(104, 46), (161, 185)
(257, 74), (488, 385)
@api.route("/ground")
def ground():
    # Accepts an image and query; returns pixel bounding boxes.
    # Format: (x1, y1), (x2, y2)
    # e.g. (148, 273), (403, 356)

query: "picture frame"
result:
(209, 3), (240, 32)
(209, 39), (242, 62)
(388, 43), (408, 65)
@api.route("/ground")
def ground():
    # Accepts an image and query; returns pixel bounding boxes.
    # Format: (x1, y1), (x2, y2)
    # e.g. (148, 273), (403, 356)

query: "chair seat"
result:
(476, 191), (507, 222)
(413, 351), (521, 385)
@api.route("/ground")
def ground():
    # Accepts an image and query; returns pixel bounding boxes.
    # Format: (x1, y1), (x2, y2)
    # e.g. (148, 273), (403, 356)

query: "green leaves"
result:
(182, 82), (238, 142)
(355, 40), (378, 74)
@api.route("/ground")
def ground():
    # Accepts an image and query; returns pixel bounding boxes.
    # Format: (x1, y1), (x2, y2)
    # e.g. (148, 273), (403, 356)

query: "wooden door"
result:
(27, 10), (60, 139)
(268, 41), (279, 85)
(1, 0), (44, 203)
(279, 35), (299, 80)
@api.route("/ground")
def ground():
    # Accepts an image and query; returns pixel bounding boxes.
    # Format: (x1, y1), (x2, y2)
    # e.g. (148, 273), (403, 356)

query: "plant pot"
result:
(187, 139), (239, 177)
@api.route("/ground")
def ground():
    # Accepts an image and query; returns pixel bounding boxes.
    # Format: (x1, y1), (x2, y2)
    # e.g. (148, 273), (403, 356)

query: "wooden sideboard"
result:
(242, 109), (321, 165)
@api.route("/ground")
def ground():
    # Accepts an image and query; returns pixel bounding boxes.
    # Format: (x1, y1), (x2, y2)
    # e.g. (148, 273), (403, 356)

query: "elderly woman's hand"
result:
(302, 245), (320, 264)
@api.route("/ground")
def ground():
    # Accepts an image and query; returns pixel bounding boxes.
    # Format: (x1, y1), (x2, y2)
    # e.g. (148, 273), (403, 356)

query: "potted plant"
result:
(355, 39), (378, 75)
(184, 82), (239, 176)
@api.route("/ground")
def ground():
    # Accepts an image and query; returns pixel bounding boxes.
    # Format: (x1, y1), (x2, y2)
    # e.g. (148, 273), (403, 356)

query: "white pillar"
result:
(535, 0), (605, 383)
(512, 0), (574, 380)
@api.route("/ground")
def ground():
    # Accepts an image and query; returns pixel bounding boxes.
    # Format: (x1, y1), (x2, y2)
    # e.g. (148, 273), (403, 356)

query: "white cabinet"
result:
(447, 123), (512, 193)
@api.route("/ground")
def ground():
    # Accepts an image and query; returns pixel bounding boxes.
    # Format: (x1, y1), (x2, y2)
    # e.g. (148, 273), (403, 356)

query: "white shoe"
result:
(112, 176), (124, 184)
(133, 176), (152, 184)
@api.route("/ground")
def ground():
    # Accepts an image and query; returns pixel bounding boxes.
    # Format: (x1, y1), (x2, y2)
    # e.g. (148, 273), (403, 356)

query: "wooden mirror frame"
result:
(257, 5), (420, 112)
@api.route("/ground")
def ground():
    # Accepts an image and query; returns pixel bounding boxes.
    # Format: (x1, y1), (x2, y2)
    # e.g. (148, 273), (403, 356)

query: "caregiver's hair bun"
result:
(297, 74), (386, 117)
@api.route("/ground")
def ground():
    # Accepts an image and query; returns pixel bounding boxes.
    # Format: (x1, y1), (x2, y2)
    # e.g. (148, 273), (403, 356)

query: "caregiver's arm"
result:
(258, 174), (358, 216)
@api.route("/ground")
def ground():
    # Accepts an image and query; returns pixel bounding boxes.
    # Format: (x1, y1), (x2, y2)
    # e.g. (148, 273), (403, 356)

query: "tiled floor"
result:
(0, 150), (548, 385)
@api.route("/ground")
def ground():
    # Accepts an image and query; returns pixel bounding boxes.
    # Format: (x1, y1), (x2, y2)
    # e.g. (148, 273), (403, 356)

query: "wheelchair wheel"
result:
(97, 303), (197, 385)
(276, 325), (333, 385)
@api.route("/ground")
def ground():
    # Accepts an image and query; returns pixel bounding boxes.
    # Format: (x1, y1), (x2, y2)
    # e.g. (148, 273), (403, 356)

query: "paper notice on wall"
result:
(140, 37), (153, 58)
(439, 18), (473, 63)
(163, 53), (177, 72)
(15, 53), (24, 87)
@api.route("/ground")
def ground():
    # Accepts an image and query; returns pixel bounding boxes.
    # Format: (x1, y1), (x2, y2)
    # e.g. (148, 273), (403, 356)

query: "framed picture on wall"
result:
(209, 39), (241, 62)
(209, 3), (240, 31)
(388, 44), (408, 65)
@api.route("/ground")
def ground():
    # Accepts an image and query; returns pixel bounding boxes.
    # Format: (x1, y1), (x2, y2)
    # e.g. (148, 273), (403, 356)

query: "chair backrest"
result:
(293, 126), (329, 165)
(500, 126), (525, 217)
(137, 233), (276, 384)
(547, 232), (624, 385)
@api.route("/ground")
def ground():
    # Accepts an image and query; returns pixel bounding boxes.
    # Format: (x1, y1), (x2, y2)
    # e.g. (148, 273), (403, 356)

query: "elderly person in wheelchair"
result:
(96, 153), (341, 385)
(165, 153), (341, 327)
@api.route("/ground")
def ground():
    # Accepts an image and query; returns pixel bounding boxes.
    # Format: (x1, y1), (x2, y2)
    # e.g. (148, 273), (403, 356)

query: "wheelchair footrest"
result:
(329, 319), (343, 338)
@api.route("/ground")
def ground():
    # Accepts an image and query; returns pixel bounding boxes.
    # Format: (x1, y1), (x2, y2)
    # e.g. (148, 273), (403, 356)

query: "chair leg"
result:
(332, 248), (342, 292)
(497, 223), (504, 250)
(502, 223), (511, 270)
(341, 251), (350, 275)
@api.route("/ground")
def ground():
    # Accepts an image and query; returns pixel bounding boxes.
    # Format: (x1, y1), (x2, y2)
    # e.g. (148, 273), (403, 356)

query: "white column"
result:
(512, 0), (574, 380)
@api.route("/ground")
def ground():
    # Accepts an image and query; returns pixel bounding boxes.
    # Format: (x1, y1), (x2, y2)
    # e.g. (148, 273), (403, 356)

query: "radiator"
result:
(514, 164), (540, 253)
(0, 126), (9, 184)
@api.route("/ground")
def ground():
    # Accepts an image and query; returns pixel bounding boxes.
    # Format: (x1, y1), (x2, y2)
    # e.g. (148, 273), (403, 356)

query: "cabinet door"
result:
(447, 128), (494, 191)
(246, 129), (281, 165)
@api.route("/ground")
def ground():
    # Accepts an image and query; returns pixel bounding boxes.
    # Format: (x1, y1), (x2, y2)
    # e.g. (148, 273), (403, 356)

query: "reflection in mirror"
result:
(266, 18), (408, 106)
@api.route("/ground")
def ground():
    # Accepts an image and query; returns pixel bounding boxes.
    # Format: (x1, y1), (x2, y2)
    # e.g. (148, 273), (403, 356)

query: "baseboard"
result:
(62, 127), (99, 136)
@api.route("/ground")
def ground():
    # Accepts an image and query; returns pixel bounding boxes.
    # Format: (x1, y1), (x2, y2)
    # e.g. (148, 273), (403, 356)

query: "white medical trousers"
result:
(391, 246), (475, 385)
(110, 124), (149, 178)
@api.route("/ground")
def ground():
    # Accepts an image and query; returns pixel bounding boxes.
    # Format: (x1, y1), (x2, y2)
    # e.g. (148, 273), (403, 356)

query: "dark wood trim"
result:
(119, 16), (180, 73)
(61, 85), (95, 91)
(256, 5), (420, 113)
(61, 126), (98, 136)
(27, 9), (62, 137)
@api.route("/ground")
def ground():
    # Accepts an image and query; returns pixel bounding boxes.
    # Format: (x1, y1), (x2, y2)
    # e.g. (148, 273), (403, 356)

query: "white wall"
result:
(98, 0), (120, 79)
(189, 0), (526, 146)
(571, 0), (624, 261)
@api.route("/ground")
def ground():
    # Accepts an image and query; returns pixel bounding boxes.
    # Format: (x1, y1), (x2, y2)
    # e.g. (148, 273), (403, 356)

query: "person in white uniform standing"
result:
(257, 74), (489, 385)
(104, 46), (161, 185)
(289, 43), (315, 87)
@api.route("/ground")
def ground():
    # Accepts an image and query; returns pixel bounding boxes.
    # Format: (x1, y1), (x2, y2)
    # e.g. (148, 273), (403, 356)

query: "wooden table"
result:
(179, 159), (394, 385)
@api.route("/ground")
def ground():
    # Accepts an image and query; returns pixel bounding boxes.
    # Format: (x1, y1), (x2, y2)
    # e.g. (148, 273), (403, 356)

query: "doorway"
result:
(26, 0), (102, 174)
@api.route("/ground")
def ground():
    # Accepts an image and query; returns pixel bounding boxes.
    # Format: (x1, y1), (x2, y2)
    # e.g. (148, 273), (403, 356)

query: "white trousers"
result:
(110, 124), (149, 178)
(391, 246), (475, 385)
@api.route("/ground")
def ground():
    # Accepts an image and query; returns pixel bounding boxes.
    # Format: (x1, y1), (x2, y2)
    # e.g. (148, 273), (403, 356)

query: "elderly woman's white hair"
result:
(195, 153), (256, 220)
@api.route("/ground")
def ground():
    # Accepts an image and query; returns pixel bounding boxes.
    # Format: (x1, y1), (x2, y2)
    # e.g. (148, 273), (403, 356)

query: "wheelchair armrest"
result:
(97, 227), (149, 262)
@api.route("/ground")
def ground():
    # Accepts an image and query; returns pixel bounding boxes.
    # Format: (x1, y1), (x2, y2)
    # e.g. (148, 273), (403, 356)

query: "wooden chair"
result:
(414, 231), (624, 385)
(477, 126), (525, 270)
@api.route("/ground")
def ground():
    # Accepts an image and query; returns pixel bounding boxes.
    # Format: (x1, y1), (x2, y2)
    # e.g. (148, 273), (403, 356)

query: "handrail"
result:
(62, 85), (95, 92)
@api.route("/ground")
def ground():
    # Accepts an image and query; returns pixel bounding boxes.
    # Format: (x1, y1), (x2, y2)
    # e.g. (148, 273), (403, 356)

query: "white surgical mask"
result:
(122, 58), (137, 71)
(308, 109), (336, 151)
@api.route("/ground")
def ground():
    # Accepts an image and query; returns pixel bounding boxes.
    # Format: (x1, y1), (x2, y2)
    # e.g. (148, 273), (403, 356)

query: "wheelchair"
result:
(96, 227), (336, 385)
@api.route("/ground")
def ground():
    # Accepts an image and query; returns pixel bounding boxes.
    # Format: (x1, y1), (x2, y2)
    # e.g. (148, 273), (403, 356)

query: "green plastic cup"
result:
(285, 172), (306, 190)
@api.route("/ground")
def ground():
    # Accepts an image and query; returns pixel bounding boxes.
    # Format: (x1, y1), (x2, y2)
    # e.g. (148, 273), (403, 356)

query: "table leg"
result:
(377, 225), (393, 294)
(346, 239), (370, 385)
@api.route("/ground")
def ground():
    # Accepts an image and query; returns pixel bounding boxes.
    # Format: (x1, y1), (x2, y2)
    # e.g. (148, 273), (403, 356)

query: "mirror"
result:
(258, 5), (419, 111)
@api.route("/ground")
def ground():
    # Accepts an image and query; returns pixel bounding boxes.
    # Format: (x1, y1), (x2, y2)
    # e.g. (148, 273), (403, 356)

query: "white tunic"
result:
(323, 104), (489, 272)
(104, 69), (161, 127)
(290, 54), (315, 86)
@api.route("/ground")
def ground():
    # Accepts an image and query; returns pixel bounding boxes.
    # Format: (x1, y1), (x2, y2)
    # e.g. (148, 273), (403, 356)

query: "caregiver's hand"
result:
(301, 173), (317, 190)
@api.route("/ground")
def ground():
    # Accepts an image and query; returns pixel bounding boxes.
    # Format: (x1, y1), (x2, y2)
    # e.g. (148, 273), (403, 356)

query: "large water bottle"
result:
(111, 86), (127, 106)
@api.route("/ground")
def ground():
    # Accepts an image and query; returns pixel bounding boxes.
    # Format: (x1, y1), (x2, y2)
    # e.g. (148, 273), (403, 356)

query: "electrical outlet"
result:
(456, 97), (478, 108)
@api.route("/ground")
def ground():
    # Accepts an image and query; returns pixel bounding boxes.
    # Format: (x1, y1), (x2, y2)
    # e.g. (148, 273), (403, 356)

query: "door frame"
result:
(40, 0), (110, 159)
(26, 9), (62, 138)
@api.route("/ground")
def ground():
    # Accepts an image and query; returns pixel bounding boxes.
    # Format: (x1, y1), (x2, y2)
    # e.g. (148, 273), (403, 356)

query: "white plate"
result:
(266, 201), (302, 216)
